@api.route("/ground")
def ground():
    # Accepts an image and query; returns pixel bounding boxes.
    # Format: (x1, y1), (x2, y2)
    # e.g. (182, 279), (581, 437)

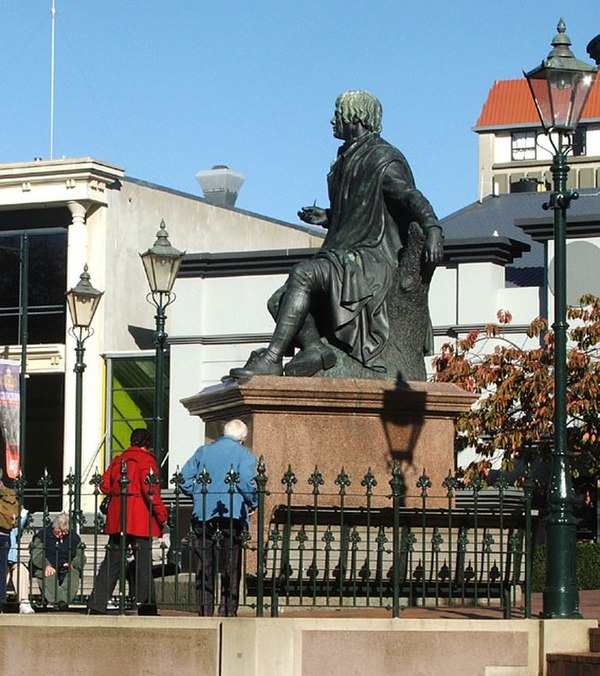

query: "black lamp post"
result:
(66, 265), (103, 525)
(140, 221), (184, 476)
(524, 19), (597, 619)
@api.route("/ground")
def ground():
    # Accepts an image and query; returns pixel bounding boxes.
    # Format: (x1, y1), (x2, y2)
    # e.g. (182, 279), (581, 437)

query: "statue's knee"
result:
(267, 286), (285, 318)
(287, 263), (312, 290)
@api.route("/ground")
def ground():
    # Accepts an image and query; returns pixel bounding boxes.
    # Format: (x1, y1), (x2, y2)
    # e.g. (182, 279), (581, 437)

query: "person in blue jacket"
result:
(180, 419), (257, 617)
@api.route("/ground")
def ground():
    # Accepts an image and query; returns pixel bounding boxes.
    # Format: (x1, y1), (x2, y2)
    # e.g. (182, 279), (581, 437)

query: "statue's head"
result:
(335, 91), (382, 133)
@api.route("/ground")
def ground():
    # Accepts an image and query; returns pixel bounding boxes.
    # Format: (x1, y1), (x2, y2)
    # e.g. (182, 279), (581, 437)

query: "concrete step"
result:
(588, 628), (600, 653)
(547, 652), (600, 675)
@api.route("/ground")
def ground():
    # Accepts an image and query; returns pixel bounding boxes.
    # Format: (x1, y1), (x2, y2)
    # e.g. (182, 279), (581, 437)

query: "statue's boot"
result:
(284, 342), (336, 376)
(284, 309), (336, 376)
(284, 319), (336, 376)
(228, 348), (282, 379)
(229, 288), (309, 379)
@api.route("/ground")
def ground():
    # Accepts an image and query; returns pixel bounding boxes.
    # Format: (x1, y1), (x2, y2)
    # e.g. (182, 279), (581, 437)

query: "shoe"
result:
(19, 602), (35, 615)
(57, 601), (69, 612)
(284, 342), (336, 376)
(229, 348), (283, 379)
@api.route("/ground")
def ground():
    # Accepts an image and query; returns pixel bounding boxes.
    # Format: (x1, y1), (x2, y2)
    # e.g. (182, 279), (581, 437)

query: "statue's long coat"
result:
(318, 132), (437, 367)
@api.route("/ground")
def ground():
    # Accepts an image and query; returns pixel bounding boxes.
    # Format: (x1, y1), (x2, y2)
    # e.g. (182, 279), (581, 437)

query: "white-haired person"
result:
(29, 512), (85, 611)
(180, 419), (258, 617)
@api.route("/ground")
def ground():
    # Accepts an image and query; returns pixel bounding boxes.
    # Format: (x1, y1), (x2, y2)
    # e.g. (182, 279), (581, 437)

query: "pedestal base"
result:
(181, 377), (475, 508)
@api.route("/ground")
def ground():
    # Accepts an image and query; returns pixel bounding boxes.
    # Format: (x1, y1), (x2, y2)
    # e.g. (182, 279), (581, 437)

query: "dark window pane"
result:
(573, 127), (586, 156)
(0, 229), (67, 345)
(23, 373), (65, 512)
(29, 312), (65, 344)
(29, 233), (68, 306)
(0, 235), (21, 308)
(0, 316), (18, 345)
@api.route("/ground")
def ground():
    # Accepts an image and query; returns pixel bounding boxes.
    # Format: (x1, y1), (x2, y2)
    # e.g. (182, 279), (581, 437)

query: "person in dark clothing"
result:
(29, 512), (85, 610)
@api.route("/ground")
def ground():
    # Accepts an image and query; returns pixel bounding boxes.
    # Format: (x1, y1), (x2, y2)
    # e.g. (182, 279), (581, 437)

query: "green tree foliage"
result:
(533, 544), (600, 591)
(432, 295), (600, 481)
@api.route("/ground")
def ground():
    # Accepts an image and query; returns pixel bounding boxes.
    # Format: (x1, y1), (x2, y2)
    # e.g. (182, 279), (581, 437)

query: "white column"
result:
(67, 201), (88, 286)
(63, 201), (89, 512)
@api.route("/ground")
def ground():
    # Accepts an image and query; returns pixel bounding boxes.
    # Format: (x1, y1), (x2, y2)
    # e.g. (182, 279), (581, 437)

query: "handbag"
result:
(99, 495), (111, 516)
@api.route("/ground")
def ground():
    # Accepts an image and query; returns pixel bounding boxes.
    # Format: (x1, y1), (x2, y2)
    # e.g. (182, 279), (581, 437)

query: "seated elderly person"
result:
(29, 512), (86, 610)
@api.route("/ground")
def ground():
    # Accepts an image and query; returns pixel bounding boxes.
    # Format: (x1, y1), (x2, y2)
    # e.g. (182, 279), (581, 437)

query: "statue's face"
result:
(331, 105), (353, 141)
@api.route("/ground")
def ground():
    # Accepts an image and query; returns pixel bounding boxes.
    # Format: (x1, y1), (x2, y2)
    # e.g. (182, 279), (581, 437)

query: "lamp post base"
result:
(541, 516), (582, 619)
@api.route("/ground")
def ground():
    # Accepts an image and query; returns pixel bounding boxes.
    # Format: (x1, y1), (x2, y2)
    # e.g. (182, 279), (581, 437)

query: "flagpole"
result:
(50, 0), (56, 159)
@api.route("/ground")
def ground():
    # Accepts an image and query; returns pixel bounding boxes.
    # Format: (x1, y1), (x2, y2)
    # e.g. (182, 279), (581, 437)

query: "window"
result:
(22, 373), (65, 511)
(0, 229), (68, 345)
(573, 126), (586, 157)
(511, 131), (536, 161)
(106, 355), (169, 471)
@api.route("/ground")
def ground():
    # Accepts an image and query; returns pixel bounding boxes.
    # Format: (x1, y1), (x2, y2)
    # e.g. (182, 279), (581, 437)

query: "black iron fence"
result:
(2, 459), (536, 618)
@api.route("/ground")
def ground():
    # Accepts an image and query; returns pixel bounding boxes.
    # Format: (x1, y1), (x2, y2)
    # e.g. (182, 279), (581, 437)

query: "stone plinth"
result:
(180, 377), (475, 508)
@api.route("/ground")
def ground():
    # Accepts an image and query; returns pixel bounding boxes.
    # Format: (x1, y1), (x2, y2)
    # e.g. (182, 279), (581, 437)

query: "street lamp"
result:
(140, 221), (184, 477)
(524, 19), (597, 619)
(66, 265), (103, 525)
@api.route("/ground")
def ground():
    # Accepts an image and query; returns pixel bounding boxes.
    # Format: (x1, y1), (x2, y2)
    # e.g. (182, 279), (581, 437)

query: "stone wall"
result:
(0, 614), (596, 676)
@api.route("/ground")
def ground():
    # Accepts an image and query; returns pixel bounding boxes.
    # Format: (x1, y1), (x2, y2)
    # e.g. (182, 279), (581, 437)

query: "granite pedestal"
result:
(180, 376), (475, 508)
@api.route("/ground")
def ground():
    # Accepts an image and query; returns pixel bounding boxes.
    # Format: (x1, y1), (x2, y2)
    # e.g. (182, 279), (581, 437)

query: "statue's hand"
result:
(298, 206), (328, 227)
(423, 226), (444, 264)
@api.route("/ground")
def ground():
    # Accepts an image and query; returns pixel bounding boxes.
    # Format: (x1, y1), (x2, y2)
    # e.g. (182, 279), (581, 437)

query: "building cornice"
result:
(436, 237), (529, 265)
(180, 248), (317, 278)
(0, 344), (65, 373)
(168, 324), (534, 346)
(179, 238), (530, 279)
(516, 213), (600, 241)
(0, 157), (124, 209)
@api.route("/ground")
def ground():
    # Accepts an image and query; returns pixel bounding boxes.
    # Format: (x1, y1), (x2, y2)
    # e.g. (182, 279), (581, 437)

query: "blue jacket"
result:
(180, 435), (258, 526)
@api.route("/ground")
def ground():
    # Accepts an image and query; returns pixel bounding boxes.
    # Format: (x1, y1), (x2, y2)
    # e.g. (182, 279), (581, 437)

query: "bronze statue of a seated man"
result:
(230, 90), (443, 381)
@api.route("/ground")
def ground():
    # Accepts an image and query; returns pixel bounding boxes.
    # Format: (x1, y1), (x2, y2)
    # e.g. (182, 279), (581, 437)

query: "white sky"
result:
(1, 1), (599, 224)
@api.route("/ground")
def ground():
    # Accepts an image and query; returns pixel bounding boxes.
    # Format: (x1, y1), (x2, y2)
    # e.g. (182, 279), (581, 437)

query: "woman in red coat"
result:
(86, 428), (168, 615)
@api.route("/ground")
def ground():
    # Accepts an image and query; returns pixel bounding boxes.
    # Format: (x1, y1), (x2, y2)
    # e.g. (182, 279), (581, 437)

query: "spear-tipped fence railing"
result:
(2, 458), (536, 618)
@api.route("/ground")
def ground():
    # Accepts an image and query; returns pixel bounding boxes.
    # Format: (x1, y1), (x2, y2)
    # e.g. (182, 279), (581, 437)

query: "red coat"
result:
(101, 446), (168, 537)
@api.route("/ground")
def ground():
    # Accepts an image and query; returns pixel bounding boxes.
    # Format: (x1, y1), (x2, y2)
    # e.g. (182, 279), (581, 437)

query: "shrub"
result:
(532, 543), (600, 592)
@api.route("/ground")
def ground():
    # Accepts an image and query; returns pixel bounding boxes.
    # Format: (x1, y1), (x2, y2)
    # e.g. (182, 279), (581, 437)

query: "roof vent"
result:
(196, 165), (245, 207)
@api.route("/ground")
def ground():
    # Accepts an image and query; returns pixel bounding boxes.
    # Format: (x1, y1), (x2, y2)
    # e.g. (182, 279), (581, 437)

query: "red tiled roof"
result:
(475, 77), (600, 129)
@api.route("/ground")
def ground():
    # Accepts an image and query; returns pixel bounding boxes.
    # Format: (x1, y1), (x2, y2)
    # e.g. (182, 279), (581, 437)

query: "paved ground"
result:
(230, 591), (600, 620)
(150, 590), (600, 620)
(8, 590), (599, 620)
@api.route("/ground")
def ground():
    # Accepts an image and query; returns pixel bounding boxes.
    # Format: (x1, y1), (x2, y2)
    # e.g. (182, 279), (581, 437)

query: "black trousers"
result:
(87, 534), (156, 614)
(0, 533), (9, 607)
(192, 519), (243, 617)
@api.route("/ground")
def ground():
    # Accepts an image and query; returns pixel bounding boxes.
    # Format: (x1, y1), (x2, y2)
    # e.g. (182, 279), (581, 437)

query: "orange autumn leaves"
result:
(432, 297), (600, 479)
